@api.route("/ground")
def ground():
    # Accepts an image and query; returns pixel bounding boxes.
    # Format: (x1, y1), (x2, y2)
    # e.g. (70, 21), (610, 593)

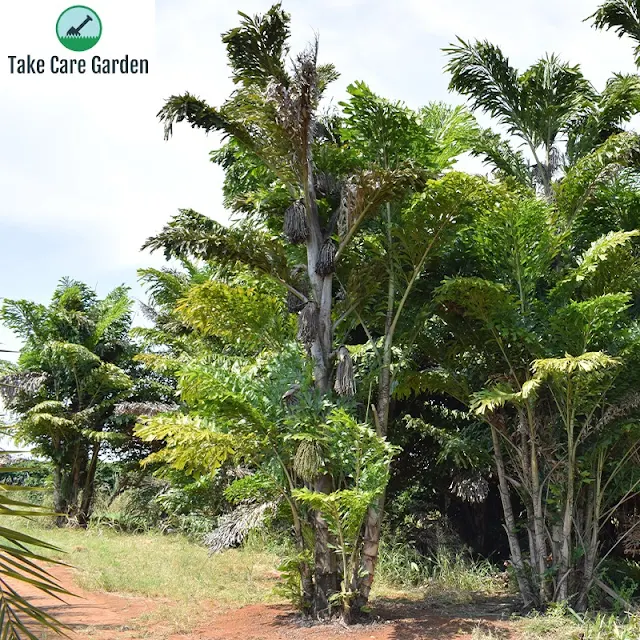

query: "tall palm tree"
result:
(148, 4), (421, 617)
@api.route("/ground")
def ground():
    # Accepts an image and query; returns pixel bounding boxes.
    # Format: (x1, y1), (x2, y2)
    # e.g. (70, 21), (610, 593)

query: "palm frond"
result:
(444, 38), (524, 137)
(142, 209), (290, 281)
(590, 0), (640, 64)
(221, 4), (291, 87)
(204, 501), (277, 554)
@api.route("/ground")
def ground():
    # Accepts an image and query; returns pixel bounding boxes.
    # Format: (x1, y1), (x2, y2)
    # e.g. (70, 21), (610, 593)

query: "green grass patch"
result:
(13, 519), (283, 606)
(372, 541), (507, 603)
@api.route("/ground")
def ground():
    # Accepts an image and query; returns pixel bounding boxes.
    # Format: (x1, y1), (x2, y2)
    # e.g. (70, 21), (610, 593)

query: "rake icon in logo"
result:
(66, 14), (93, 36)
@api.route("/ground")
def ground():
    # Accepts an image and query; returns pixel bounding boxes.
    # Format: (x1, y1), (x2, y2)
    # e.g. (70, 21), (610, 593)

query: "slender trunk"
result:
(558, 432), (576, 602)
(78, 442), (100, 527)
(287, 495), (313, 610)
(490, 419), (536, 608)
(354, 208), (395, 613)
(52, 465), (70, 527)
(302, 146), (339, 616)
(354, 347), (392, 611)
(577, 454), (603, 610)
(528, 409), (548, 602)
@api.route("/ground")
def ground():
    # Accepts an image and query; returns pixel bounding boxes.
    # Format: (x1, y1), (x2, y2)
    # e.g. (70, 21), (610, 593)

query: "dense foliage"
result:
(5, 0), (640, 632)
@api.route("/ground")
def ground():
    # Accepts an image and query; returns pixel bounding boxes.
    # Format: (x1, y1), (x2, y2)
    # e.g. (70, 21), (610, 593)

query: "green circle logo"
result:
(56, 5), (102, 52)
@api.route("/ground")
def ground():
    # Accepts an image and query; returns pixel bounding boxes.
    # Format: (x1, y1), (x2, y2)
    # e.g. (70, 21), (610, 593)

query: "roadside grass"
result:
(514, 607), (640, 639)
(13, 519), (284, 606)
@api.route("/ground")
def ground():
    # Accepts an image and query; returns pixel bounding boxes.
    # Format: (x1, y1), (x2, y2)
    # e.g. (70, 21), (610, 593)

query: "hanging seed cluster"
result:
(284, 200), (309, 244)
(337, 182), (358, 238)
(316, 239), (336, 276)
(297, 302), (319, 344)
(334, 345), (356, 397)
(287, 264), (309, 313)
(293, 439), (323, 483)
(449, 472), (489, 504)
(315, 172), (337, 198)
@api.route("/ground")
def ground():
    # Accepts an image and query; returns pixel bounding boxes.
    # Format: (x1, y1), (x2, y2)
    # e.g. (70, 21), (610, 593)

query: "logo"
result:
(56, 6), (102, 52)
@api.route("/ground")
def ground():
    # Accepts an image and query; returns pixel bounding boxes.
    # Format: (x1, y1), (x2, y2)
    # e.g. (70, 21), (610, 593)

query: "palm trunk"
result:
(557, 420), (576, 602)
(313, 474), (338, 617)
(78, 442), (100, 527)
(354, 343), (392, 612)
(527, 409), (548, 602)
(577, 454), (603, 611)
(490, 418), (536, 608)
(303, 149), (339, 617)
(52, 466), (71, 527)
(354, 215), (395, 614)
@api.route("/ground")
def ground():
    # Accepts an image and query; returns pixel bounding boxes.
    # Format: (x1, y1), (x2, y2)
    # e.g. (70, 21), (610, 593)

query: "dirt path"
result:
(15, 565), (517, 640)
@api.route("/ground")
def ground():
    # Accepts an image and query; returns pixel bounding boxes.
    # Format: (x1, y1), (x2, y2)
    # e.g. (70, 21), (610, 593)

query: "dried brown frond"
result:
(114, 402), (179, 417)
(449, 472), (489, 503)
(0, 372), (47, 407)
(204, 501), (277, 554)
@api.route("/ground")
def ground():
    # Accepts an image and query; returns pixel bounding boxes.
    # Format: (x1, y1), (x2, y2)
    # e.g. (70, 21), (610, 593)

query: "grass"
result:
(514, 607), (640, 640)
(16, 520), (283, 606)
(372, 540), (507, 603)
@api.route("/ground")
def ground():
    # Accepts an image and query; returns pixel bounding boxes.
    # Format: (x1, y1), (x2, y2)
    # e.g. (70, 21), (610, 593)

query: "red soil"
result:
(14, 566), (517, 640)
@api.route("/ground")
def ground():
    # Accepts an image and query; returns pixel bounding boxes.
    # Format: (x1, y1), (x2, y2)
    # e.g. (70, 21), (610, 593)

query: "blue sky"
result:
(0, 0), (638, 356)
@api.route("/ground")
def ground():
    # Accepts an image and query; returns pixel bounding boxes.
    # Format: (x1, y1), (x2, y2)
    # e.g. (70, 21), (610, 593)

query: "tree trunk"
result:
(312, 474), (338, 618)
(303, 152), (340, 616)
(490, 418), (536, 608)
(354, 336), (393, 613)
(78, 442), (101, 527)
(354, 203), (395, 615)
(52, 465), (71, 527)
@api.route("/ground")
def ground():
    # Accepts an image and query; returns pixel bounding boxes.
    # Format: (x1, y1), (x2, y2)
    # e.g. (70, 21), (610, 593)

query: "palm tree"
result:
(148, 4), (420, 617)
(1, 279), (135, 526)
(0, 466), (70, 639)
(444, 40), (640, 196)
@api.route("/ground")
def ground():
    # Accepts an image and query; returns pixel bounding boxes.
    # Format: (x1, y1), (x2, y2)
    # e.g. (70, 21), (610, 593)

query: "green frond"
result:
(444, 38), (523, 137)
(394, 368), (471, 404)
(157, 93), (245, 143)
(435, 277), (518, 327)
(470, 384), (518, 415)
(469, 129), (533, 187)
(532, 351), (621, 377)
(142, 209), (290, 281)
(568, 73), (640, 159)
(557, 132), (640, 220)
(557, 230), (640, 291)
(221, 4), (291, 87)
(175, 280), (292, 350)
(590, 0), (640, 64)
(0, 301), (47, 343)
(135, 414), (236, 476)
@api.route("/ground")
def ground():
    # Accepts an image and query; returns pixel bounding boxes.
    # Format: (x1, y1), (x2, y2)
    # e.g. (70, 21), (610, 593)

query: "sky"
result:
(0, 0), (638, 357)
